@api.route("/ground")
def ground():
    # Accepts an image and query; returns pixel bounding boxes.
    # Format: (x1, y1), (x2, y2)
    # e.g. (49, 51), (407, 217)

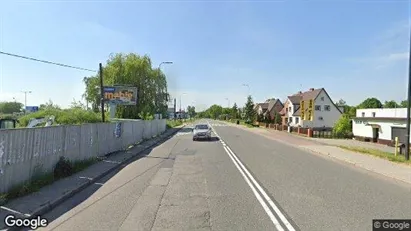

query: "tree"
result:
(357, 97), (383, 109)
(244, 96), (255, 122)
(231, 103), (238, 119)
(333, 114), (352, 137)
(274, 112), (282, 124)
(208, 104), (223, 119)
(0, 101), (23, 114)
(335, 99), (346, 106)
(39, 100), (61, 111)
(187, 106), (196, 118)
(70, 99), (86, 110)
(383, 100), (399, 108)
(400, 100), (408, 108)
(82, 53), (170, 120)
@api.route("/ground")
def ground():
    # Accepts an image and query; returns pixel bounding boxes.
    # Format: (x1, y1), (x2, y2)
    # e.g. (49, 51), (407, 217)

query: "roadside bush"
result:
(17, 108), (101, 127)
(166, 120), (182, 128)
(54, 156), (73, 179)
(333, 114), (352, 137)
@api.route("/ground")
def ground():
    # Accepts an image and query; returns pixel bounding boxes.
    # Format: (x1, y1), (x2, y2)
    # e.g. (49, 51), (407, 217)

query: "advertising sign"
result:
(103, 86), (138, 105)
(25, 106), (39, 113)
(300, 100), (305, 120)
(308, 99), (314, 121)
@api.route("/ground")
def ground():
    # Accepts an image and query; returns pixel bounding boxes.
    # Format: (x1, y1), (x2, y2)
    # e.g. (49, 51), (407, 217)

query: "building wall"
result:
(268, 101), (284, 120)
(352, 118), (408, 145)
(356, 108), (406, 118)
(301, 90), (342, 128)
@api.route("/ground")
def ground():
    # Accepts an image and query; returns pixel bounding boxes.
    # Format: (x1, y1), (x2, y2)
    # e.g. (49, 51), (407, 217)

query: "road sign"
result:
(25, 106), (39, 113)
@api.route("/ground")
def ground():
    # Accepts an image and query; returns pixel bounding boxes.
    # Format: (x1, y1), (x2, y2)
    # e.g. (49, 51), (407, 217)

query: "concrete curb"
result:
(4, 125), (186, 231)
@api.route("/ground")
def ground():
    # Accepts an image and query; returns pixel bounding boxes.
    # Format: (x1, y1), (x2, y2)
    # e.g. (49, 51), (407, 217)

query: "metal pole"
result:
(405, 26), (411, 161)
(99, 63), (105, 122)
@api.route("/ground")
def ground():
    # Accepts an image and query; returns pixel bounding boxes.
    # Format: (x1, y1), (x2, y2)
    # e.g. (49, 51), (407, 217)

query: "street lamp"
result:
(22, 91), (32, 114)
(242, 84), (250, 96)
(158, 61), (173, 116)
(405, 27), (411, 161)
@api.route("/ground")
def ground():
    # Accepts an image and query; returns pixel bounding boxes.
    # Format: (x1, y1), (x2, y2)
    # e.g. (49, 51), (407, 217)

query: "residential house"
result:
(263, 98), (284, 121)
(254, 103), (269, 116)
(353, 108), (409, 145)
(281, 88), (342, 129)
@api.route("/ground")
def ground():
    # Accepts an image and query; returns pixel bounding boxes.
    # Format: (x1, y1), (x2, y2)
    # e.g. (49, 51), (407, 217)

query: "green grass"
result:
(337, 145), (411, 165)
(0, 157), (99, 206)
(166, 119), (183, 128)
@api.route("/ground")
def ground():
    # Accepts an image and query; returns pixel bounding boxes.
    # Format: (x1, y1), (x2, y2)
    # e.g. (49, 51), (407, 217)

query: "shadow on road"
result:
(37, 127), (183, 227)
(193, 137), (220, 142)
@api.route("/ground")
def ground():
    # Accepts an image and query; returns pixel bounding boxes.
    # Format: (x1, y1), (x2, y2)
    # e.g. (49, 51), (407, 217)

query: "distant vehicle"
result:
(192, 124), (212, 141)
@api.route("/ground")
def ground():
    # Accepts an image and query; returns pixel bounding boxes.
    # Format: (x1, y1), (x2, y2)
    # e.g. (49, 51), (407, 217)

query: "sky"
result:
(0, 0), (410, 112)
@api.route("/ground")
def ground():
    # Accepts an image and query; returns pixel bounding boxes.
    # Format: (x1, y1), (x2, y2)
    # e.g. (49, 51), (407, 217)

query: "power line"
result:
(0, 51), (97, 72)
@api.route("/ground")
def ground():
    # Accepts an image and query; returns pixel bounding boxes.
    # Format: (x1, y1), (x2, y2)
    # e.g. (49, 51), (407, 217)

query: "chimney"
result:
(309, 88), (314, 91)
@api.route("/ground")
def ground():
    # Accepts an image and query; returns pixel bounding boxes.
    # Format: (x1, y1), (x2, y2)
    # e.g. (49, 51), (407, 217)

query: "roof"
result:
(292, 106), (301, 116)
(256, 103), (269, 110)
(287, 95), (301, 105)
(266, 99), (283, 112)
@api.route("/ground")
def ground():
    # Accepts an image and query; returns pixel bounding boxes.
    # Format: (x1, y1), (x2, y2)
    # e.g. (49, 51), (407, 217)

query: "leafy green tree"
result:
(231, 103), (238, 119)
(401, 100), (408, 108)
(274, 112), (282, 124)
(0, 101), (23, 114)
(244, 95), (255, 122)
(357, 97), (383, 109)
(208, 104), (223, 119)
(383, 100), (399, 108)
(187, 105), (196, 118)
(39, 100), (61, 111)
(333, 114), (352, 137)
(83, 53), (169, 120)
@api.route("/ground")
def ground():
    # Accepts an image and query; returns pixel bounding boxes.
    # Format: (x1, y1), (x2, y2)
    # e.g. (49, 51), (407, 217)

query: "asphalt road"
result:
(37, 119), (411, 231)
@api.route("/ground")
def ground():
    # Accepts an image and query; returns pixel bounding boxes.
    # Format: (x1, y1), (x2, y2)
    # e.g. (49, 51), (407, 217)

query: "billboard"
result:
(103, 86), (138, 105)
(300, 100), (305, 120)
(25, 106), (39, 113)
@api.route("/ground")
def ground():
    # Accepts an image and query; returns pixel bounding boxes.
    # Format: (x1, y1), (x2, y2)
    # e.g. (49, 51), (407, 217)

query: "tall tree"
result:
(357, 97), (383, 109)
(335, 99), (346, 106)
(0, 101), (23, 114)
(82, 53), (170, 119)
(383, 100), (399, 108)
(400, 100), (408, 108)
(244, 96), (255, 122)
(231, 103), (238, 119)
(187, 105), (196, 118)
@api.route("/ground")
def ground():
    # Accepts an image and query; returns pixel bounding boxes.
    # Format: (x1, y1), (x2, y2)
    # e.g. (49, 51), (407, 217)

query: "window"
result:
(318, 116), (323, 120)
(295, 117), (299, 124)
(321, 97), (324, 101)
(286, 108), (288, 113)
(289, 107), (291, 112)
(315, 105), (321, 111)
(372, 112), (376, 117)
(362, 112), (365, 117)
(324, 105), (331, 111)
(288, 117), (292, 123)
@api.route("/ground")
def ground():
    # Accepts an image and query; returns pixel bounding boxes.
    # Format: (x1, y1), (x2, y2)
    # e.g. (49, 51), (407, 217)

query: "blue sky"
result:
(0, 0), (410, 111)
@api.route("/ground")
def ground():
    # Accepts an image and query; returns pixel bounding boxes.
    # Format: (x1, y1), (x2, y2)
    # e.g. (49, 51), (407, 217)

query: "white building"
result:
(281, 88), (343, 129)
(353, 108), (409, 145)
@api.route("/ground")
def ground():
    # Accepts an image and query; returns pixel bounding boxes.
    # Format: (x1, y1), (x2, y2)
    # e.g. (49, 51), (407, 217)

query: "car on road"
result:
(192, 124), (212, 141)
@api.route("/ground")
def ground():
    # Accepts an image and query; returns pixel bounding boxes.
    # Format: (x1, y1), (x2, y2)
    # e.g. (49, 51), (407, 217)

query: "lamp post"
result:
(180, 93), (186, 119)
(22, 91), (32, 114)
(405, 27), (411, 161)
(242, 84), (250, 96)
(158, 61), (173, 118)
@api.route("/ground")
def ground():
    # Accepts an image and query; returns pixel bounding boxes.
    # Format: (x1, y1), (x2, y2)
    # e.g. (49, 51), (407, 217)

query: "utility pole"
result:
(405, 26), (411, 161)
(99, 63), (105, 122)
(21, 91), (32, 114)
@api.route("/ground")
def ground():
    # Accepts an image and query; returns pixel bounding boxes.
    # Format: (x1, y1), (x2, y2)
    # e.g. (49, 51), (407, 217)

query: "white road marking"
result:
(208, 121), (296, 231)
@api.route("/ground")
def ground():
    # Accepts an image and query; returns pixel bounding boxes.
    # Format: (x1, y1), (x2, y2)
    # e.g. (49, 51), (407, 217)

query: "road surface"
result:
(38, 119), (411, 231)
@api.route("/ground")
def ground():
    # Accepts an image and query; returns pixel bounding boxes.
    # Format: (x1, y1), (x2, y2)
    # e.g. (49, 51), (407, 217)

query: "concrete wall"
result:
(353, 118), (407, 141)
(0, 119), (166, 193)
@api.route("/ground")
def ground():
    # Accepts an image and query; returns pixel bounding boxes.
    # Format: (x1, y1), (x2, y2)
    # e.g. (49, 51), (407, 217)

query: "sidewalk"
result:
(226, 122), (411, 185)
(0, 125), (185, 230)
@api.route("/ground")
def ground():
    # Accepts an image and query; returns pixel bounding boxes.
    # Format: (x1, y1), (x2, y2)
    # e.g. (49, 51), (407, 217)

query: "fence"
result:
(0, 119), (166, 193)
(312, 130), (352, 139)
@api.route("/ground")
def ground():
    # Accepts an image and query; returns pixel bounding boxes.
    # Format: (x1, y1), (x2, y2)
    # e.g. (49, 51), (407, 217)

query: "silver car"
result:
(192, 124), (212, 141)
